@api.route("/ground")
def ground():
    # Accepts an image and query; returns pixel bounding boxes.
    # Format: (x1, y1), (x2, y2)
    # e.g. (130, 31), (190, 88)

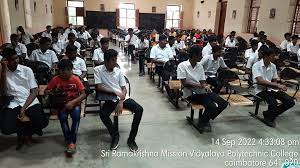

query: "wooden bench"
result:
(228, 79), (249, 88)
(220, 94), (254, 106)
(186, 103), (206, 133)
(110, 108), (133, 131)
(163, 80), (182, 108)
(230, 68), (246, 75)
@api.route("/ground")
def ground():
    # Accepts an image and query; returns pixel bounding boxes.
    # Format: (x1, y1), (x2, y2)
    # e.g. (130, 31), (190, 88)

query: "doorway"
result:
(218, 1), (227, 36)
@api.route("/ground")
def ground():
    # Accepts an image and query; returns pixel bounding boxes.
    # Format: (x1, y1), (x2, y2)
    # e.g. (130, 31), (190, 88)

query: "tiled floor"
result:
(0, 44), (300, 168)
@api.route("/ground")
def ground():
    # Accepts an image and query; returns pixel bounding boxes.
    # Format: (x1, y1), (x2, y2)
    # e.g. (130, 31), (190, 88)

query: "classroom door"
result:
(218, 1), (227, 36)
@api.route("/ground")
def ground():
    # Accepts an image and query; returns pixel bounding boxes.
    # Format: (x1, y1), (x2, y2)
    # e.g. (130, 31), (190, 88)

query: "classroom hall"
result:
(0, 0), (300, 168)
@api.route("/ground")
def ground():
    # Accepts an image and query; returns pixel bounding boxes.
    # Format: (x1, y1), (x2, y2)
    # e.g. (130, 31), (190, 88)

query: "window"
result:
(166, 5), (181, 29)
(247, 0), (261, 33)
(119, 3), (135, 28)
(67, 0), (84, 25)
(292, 0), (300, 34)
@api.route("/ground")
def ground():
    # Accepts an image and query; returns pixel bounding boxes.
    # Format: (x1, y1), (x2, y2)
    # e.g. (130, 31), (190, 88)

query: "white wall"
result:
(193, 0), (219, 31)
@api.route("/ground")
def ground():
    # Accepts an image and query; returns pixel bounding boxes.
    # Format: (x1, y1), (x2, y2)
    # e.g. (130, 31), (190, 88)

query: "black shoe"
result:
(34, 129), (43, 136)
(196, 120), (205, 133)
(139, 72), (144, 76)
(110, 135), (119, 150)
(127, 140), (138, 152)
(263, 111), (276, 128)
(203, 122), (212, 132)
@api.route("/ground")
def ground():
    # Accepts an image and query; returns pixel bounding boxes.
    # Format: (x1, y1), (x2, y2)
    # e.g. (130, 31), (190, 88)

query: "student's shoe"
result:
(196, 120), (205, 133)
(263, 111), (276, 128)
(33, 129), (43, 136)
(110, 135), (119, 150)
(139, 72), (145, 76)
(203, 122), (212, 132)
(127, 140), (138, 152)
(66, 143), (77, 154)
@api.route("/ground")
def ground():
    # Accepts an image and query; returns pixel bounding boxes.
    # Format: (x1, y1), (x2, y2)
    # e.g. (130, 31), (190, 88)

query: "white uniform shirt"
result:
(246, 54), (259, 69)
(125, 34), (139, 48)
(64, 41), (81, 55)
(245, 48), (258, 59)
(150, 44), (174, 63)
(167, 44), (177, 56)
(94, 65), (126, 94)
(64, 28), (78, 38)
(92, 48), (105, 63)
(177, 60), (206, 98)
(30, 49), (58, 68)
(20, 32), (33, 45)
(252, 59), (278, 94)
(7, 43), (28, 59)
(225, 38), (237, 48)
(52, 41), (64, 54)
(174, 41), (186, 50)
(6, 65), (40, 109)
(41, 31), (52, 40)
(137, 39), (149, 49)
(200, 54), (228, 78)
(287, 42), (299, 54)
(202, 43), (212, 57)
(280, 40), (289, 50)
(71, 57), (87, 81)
(258, 42), (269, 50)
(77, 31), (91, 40)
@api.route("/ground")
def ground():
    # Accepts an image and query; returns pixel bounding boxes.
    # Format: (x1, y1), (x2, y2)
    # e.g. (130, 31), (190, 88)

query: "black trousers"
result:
(83, 81), (92, 95)
(99, 98), (143, 142)
(188, 93), (228, 123)
(128, 45), (135, 58)
(206, 77), (223, 93)
(257, 90), (295, 121)
(138, 52), (145, 73)
(0, 104), (48, 136)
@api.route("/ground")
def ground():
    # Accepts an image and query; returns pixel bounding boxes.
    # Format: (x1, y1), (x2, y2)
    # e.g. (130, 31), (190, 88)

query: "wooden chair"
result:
(186, 102), (206, 134)
(163, 80), (182, 108)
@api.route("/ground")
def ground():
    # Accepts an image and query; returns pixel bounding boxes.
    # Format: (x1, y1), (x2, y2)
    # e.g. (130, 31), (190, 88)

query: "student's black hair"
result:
(258, 45), (269, 55)
(212, 45), (223, 53)
(17, 26), (24, 31)
(128, 28), (133, 32)
(39, 37), (52, 45)
(46, 25), (52, 29)
(66, 44), (78, 54)
(253, 32), (259, 37)
(284, 33), (292, 38)
(57, 59), (73, 71)
(68, 32), (76, 38)
(159, 34), (168, 41)
(189, 45), (203, 58)
(2, 47), (17, 59)
(10, 34), (18, 40)
(230, 31), (236, 34)
(168, 36), (176, 41)
(51, 32), (58, 38)
(100, 37), (110, 44)
(250, 39), (259, 46)
(292, 35), (298, 40)
(259, 31), (265, 36)
(261, 47), (275, 59)
(104, 49), (118, 61)
(208, 35), (218, 43)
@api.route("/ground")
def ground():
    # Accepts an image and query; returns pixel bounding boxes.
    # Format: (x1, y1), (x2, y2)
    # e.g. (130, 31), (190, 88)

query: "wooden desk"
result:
(220, 94), (253, 106)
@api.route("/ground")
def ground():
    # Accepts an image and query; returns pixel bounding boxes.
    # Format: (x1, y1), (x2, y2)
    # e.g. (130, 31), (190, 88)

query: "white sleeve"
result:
(125, 35), (130, 42)
(28, 68), (38, 89)
(199, 65), (206, 81)
(273, 66), (278, 79)
(246, 56), (254, 69)
(119, 73), (127, 87)
(87, 32), (91, 39)
(150, 47), (156, 59)
(252, 65), (262, 80)
(41, 32), (45, 37)
(177, 63), (186, 79)
(51, 52), (59, 63)
(225, 38), (230, 46)
(80, 59), (87, 72)
(200, 56), (208, 67)
(29, 51), (36, 61)
(21, 44), (27, 54)
(220, 58), (228, 68)
(94, 67), (102, 84)
(92, 50), (98, 61)
(287, 44), (292, 52)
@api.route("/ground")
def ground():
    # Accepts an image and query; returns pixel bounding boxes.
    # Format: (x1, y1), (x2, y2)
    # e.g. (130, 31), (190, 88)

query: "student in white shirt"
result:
(137, 34), (149, 76)
(246, 43), (268, 74)
(7, 34), (28, 61)
(225, 35), (237, 48)
(62, 45), (92, 95)
(77, 26), (92, 47)
(30, 37), (58, 70)
(0, 48), (48, 144)
(258, 35), (269, 50)
(287, 35), (299, 54)
(125, 28), (139, 63)
(64, 24), (78, 38)
(51, 32), (64, 56)
(17, 26), (34, 45)
(41, 25), (52, 40)
(202, 35), (218, 57)
(177, 45), (228, 132)
(150, 34), (174, 80)
(94, 49), (143, 152)
(245, 39), (259, 59)
(200, 45), (228, 93)
(64, 33), (81, 55)
(92, 37), (109, 66)
(280, 33), (291, 51)
(252, 48), (295, 127)
(174, 34), (186, 52)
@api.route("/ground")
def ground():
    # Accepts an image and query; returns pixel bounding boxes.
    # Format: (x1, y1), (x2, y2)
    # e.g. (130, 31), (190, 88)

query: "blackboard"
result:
(86, 11), (116, 29)
(139, 13), (165, 32)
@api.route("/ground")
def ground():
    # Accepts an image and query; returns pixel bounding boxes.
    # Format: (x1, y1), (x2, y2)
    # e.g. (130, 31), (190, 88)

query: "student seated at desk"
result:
(52, 32), (64, 56)
(125, 28), (139, 63)
(200, 45), (229, 93)
(7, 34), (28, 61)
(41, 25), (52, 40)
(64, 24), (78, 38)
(62, 45), (91, 95)
(225, 34), (237, 49)
(0, 48), (48, 145)
(177, 45), (228, 132)
(174, 34), (186, 52)
(30, 37), (58, 70)
(287, 35), (299, 55)
(150, 34), (174, 80)
(92, 37), (109, 66)
(258, 35), (269, 50)
(246, 44), (268, 74)
(280, 33), (292, 51)
(252, 48), (295, 127)
(94, 49), (143, 152)
(46, 59), (86, 155)
(245, 39), (259, 59)
(64, 33), (81, 55)
(17, 26), (34, 45)
(202, 35), (218, 58)
(167, 36), (177, 57)
(137, 34), (149, 76)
